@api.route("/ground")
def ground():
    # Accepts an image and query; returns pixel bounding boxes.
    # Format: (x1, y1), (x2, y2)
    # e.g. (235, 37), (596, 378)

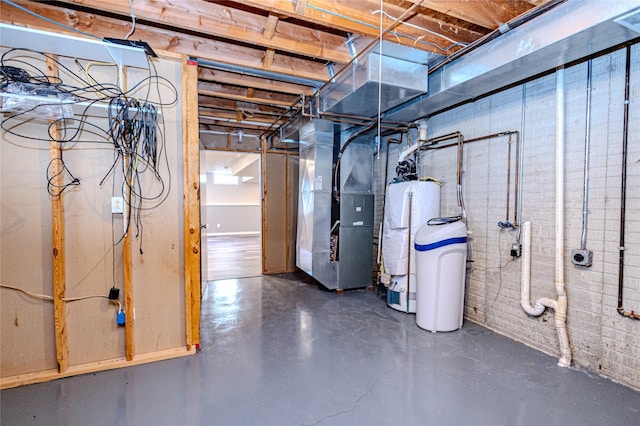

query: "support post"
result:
(182, 56), (201, 348)
(46, 55), (68, 373)
(119, 65), (135, 361)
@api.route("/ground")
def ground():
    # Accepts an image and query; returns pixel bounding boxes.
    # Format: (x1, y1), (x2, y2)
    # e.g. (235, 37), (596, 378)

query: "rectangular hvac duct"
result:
(387, 0), (640, 122)
(320, 41), (428, 118)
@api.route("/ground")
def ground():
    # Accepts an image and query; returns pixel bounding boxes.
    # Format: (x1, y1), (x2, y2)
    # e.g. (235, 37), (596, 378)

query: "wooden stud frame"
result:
(46, 55), (69, 373)
(182, 56), (202, 348)
(0, 48), (200, 390)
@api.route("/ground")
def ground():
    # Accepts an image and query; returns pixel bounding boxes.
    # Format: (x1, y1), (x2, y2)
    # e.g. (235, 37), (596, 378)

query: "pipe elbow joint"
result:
(521, 301), (546, 317)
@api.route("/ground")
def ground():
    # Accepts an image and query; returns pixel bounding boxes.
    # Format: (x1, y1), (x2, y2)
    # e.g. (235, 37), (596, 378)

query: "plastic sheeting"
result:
(382, 181), (440, 276)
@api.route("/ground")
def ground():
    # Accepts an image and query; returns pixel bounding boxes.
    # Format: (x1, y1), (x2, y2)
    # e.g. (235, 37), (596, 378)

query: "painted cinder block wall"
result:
(374, 45), (640, 391)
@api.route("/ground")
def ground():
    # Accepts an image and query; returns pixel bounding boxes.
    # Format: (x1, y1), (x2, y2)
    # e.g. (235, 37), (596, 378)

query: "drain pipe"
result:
(521, 222), (550, 316)
(520, 69), (572, 367)
(553, 68), (571, 368)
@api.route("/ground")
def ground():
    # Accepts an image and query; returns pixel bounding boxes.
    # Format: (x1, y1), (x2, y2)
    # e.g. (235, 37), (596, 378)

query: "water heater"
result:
(382, 180), (440, 313)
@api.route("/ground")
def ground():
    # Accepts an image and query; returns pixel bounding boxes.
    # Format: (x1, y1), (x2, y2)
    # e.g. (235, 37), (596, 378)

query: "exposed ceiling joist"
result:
(55, 0), (353, 64)
(227, 0), (483, 55)
(198, 68), (315, 97)
(0, 0), (555, 149)
(405, 0), (535, 29)
(3, 0), (332, 82)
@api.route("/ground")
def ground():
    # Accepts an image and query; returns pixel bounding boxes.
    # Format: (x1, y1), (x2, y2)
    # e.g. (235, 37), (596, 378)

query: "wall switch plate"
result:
(111, 197), (124, 214)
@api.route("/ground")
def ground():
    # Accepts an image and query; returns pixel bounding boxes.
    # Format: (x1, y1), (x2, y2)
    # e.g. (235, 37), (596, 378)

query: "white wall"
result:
(206, 175), (260, 205)
(376, 45), (640, 391)
(203, 175), (260, 234)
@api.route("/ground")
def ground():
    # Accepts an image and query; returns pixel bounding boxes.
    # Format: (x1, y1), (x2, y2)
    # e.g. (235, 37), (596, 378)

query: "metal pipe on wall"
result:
(377, 135), (404, 269)
(517, 84), (527, 243)
(427, 131), (520, 227)
(580, 60), (593, 250)
(617, 46), (639, 320)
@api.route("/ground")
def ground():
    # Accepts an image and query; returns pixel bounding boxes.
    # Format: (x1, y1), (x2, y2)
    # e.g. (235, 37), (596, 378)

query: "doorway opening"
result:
(201, 150), (262, 281)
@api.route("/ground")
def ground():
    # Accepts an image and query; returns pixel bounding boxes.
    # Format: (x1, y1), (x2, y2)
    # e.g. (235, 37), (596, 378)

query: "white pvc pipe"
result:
(397, 143), (420, 162)
(554, 68), (572, 367)
(520, 222), (546, 316)
(519, 70), (572, 368)
(398, 121), (428, 162)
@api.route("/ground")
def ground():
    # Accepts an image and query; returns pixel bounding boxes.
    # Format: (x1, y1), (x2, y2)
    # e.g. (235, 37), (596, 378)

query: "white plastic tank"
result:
(414, 217), (467, 332)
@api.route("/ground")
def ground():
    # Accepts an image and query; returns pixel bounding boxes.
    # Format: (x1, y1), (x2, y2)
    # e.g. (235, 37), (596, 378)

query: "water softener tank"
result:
(414, 218), (467, 332)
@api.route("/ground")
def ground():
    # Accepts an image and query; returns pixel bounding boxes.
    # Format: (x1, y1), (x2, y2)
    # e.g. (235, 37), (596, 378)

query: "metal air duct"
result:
(387, 0), (640, 121)
(320, 41), (429, 118)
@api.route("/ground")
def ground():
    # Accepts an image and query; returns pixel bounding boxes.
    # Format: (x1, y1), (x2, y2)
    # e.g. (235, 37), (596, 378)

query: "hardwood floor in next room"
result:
(207, 234), (262, 281)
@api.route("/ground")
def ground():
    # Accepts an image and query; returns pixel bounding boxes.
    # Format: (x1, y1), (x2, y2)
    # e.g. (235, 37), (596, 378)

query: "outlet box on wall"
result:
(111, 197), (124, 214)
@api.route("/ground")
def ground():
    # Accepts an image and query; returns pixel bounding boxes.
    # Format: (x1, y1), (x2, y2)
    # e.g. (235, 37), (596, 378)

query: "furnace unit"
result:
(296, 119), (374, 290)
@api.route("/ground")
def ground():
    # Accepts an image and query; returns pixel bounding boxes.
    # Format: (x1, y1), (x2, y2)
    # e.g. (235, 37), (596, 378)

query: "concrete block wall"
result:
(377, 45), (640, 390)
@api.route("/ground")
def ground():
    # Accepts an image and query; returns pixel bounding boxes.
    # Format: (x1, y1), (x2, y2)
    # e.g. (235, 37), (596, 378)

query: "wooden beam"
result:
(295, 0), (308, 15)
(55, 0), (352, 63)
(199, 121), (273, 132)
(404, 0), (534, 30)
(2, 1), (331, 83)
(120, 65), (135, 362)
(46, 55), (68, 374)
(198, 109), (286, 124)
(263, 14), (279, 40)
(263, 49), (276, 69)
(197, 97), (286, 116)
(198, 89), (296, 108)
(182, 56), (201, 348)
(198, 67), (315, 97)
(1, 347), (195, 390)
(230, 0), (482, 53)
(198, 81), (299, 104)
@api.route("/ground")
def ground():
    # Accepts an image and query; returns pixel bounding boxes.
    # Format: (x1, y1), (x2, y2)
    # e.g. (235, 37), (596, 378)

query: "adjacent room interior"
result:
(200, 150), (262, 281)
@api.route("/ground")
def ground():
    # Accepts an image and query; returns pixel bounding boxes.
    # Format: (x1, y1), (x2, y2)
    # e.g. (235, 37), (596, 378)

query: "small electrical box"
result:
(117, 311), (126, 326)
(511, 243), (522, 258)
(111, 197), (124, 214)
(571, 249), (593, 267)
(108, 287), (120, 300)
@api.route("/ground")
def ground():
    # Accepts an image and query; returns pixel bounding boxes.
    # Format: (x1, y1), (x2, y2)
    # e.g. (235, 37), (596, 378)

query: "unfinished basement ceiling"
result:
(1, 0), (555, 148)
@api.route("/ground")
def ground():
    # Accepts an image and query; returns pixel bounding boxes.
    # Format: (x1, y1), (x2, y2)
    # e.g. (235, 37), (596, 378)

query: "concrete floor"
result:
(2, 273), (639, 425)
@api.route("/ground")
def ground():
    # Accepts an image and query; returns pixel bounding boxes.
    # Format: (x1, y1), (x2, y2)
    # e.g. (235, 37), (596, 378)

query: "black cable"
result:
(2, 49), (177, 254)
(46, 151), (80, 197)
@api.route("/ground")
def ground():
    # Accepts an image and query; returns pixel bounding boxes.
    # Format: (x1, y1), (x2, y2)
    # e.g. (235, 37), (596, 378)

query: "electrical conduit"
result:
(520, 69), (572, 368)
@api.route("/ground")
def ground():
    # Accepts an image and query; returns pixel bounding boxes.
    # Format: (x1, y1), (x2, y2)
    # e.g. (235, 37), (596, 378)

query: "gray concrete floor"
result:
(2, 273), (639, 425)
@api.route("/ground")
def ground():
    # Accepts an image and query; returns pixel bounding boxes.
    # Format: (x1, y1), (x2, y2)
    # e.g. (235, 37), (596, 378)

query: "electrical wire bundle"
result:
(1, 48), (177, 251)
(104, 95), (168, 252)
